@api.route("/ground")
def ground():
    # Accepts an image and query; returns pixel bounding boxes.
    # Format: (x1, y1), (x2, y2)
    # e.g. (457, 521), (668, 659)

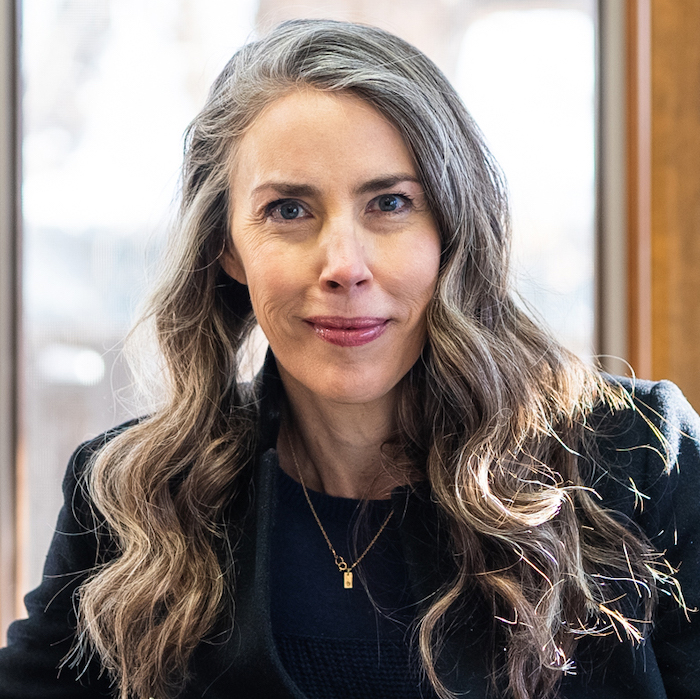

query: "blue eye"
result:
(279, 201), (302, 219)
(370, 193), (412, 213)
(267, 199), (307, 221)
(378, 194), (400, 211)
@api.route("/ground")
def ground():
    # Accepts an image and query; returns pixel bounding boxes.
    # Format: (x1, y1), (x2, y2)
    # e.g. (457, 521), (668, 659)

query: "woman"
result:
(1, 19), (698, 699)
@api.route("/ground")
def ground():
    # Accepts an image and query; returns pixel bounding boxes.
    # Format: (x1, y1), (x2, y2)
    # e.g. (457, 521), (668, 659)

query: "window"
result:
(456, 7), (596, 359)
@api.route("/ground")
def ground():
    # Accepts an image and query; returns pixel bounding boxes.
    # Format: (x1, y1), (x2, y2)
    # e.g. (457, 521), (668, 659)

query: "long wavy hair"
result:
(70, 19), (681, 699)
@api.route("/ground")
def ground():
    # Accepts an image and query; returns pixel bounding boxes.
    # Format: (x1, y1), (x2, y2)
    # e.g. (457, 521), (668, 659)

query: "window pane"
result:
(456, 6), (596, 359)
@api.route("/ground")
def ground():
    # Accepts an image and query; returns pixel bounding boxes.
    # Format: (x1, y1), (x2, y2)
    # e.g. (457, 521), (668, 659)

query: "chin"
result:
(304, 364), (407, 405)
(273, 340), (422, 407)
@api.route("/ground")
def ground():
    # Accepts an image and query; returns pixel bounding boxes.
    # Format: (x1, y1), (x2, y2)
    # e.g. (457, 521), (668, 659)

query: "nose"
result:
(318, 220), (373, 292)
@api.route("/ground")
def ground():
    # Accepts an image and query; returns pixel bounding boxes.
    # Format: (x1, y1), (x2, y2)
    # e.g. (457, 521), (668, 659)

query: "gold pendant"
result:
(343, 571), (353, 588)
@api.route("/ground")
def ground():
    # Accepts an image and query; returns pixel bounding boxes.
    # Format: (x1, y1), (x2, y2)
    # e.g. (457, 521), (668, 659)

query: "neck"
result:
(277, 370), (410, 500)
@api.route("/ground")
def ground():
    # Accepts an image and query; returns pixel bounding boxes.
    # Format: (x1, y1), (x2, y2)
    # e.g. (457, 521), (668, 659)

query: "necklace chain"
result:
(285, 430), (394, 589)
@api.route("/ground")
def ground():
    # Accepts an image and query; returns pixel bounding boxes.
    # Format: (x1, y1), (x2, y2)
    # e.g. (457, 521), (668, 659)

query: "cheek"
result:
(243, 263), (302, 340)
(231, 233), (291, 318)
(247, 279), (289, 328)
(392, 235), (441, 310)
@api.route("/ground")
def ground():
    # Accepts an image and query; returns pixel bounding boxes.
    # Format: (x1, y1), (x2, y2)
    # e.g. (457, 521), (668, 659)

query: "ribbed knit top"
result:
(270, 465), (433, 699)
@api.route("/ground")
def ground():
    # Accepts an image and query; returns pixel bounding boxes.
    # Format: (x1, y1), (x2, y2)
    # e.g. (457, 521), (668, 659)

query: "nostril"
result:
(319, 239), (372, 289)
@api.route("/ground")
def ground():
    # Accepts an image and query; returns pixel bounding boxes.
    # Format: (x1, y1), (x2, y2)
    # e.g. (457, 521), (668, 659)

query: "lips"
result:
(305, 316), (390, 347)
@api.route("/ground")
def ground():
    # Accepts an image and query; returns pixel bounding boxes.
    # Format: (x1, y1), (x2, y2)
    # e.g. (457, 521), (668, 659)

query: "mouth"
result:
(304, 316), (390, 347)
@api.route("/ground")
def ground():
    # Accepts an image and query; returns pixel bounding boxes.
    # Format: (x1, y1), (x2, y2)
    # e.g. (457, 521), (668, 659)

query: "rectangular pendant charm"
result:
(343, 571), (353, 588)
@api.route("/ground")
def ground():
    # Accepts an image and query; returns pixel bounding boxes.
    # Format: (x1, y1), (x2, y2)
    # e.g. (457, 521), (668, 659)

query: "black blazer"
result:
(1, 373), (699, 698)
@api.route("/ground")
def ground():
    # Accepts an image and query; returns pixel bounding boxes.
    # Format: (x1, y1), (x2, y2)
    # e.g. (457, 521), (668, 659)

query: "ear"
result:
(220, 241), (247, 285)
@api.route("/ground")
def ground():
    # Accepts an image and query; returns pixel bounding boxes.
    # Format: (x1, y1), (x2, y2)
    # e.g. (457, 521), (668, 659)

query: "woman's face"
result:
(223, 88), (441, 407)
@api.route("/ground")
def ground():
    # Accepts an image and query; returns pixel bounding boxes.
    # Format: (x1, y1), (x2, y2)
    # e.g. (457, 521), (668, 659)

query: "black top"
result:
(271, 465), (430, 698)
(1, 370), (700, 698)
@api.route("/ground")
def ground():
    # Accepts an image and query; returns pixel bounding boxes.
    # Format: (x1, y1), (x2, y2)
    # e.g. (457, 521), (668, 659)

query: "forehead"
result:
(229, 88), (417, 193)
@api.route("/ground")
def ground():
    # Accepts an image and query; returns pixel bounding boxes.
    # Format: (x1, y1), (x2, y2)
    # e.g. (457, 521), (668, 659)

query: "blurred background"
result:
(4, 0), (700, 641)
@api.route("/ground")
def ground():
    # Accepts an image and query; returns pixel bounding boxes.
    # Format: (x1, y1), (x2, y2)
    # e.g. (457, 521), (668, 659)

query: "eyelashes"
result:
(263, 199), (310, 221)
(261, 192), (416, 222)
(368, 193), (414, 213)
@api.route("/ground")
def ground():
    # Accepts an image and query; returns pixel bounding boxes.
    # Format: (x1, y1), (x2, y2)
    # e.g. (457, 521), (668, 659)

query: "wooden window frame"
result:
(607, 0), (700, 408)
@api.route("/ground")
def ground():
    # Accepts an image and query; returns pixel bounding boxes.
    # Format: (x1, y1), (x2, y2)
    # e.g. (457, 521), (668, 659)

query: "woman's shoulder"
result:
(604, 374), (700, 428)
(590, 377), (700, 585)
(583, 376), (699, 558)
(591, 375), (700, 470)
(61, 417), (143, 522)
(66, 417), (142, 469)
(0, 421), (145, 697)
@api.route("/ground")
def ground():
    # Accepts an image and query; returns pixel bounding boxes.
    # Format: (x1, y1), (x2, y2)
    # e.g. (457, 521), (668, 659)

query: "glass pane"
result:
(456, 6), (596, 359)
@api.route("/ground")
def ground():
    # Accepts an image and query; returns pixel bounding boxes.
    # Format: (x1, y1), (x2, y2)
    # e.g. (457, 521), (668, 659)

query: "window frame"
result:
(0, 0), (20, 642)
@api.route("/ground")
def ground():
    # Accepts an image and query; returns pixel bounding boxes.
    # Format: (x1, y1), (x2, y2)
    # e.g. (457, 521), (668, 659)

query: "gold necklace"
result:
(286, 431), (394, 589)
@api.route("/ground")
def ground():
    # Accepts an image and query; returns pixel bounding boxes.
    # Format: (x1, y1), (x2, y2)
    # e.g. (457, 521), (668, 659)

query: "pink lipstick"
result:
(305, 316), (389, 347)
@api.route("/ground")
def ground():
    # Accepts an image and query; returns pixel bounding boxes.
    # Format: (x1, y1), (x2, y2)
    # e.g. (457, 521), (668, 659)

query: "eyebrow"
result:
(355, 174), (421, 195)
(250, 174), (421, 199)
